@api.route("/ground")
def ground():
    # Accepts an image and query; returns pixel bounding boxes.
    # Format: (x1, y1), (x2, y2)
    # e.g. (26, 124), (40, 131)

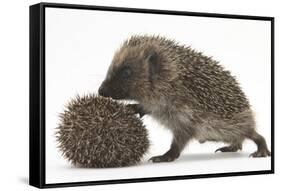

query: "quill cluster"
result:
(56, 94), (149, 168)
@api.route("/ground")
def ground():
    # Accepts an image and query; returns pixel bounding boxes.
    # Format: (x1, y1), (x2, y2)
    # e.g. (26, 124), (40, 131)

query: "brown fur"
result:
(99, 35), (271, 162)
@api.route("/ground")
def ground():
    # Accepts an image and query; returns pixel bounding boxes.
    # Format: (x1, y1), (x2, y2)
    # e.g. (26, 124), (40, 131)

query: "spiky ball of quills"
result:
(56, 94), (149, 168)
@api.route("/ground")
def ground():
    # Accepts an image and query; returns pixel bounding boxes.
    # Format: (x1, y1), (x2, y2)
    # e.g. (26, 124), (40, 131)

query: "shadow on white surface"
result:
(46, 151), (270, 184)
(18, 176), (28, 185)
(177, 152), (250, 162)
(61, 152), (252, 170)
(138, 152), (252, 167)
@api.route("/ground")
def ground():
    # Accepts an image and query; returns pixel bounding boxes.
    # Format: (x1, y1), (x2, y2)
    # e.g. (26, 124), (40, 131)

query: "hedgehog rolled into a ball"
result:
(56, 94), (149, 168)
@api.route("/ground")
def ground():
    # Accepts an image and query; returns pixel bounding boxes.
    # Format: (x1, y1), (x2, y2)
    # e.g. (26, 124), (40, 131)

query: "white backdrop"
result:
(0, 0), (280, 191)
(45, 7), (271, 184)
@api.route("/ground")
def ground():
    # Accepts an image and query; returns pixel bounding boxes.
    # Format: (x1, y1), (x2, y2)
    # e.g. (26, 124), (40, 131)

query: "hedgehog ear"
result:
(146, 49), (159, 81)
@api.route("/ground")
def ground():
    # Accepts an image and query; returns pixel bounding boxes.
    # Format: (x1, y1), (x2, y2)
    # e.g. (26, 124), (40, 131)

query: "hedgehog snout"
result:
(98, 81), (110, 97)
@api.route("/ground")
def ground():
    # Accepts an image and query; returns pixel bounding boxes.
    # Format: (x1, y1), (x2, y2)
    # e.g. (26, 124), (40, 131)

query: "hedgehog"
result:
(98, 35), (271, 163)
(56, 94), (149, 168)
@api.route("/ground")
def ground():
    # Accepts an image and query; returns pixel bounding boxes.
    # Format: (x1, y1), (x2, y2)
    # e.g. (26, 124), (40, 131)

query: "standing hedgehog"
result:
(98, 35), (271, 163)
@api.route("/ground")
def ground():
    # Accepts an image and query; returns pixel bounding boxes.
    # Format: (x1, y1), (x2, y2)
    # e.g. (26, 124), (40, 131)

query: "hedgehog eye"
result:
(120, 67), (131, 79)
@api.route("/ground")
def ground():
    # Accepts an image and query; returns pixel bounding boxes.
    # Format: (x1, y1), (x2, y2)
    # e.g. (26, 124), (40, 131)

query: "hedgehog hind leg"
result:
(248, 131), (271, 157)
(215, 142), (242, 153)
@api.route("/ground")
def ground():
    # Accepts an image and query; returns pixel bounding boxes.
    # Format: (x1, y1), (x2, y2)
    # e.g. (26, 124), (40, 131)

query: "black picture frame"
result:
(29, 2), (275, 189)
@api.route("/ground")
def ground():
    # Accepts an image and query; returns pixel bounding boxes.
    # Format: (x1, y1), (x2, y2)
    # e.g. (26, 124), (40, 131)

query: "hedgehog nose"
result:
(98, 84), (109, 97)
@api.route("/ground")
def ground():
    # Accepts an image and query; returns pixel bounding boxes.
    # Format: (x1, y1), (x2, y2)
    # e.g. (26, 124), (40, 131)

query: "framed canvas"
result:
(29, 2), (274, 189)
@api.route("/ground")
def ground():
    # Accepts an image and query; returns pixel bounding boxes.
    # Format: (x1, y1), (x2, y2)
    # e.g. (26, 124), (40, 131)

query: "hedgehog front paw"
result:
(215, 143), (242, 153)
(126, 104), (147, 118)
(148, 154), (178, 163)
(215, 146), (240, 153)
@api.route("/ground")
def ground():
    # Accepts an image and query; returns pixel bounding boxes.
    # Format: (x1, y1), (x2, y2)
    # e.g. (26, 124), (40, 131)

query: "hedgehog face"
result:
(98, 64), (133, 100)
(98, 45), (160, 101)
